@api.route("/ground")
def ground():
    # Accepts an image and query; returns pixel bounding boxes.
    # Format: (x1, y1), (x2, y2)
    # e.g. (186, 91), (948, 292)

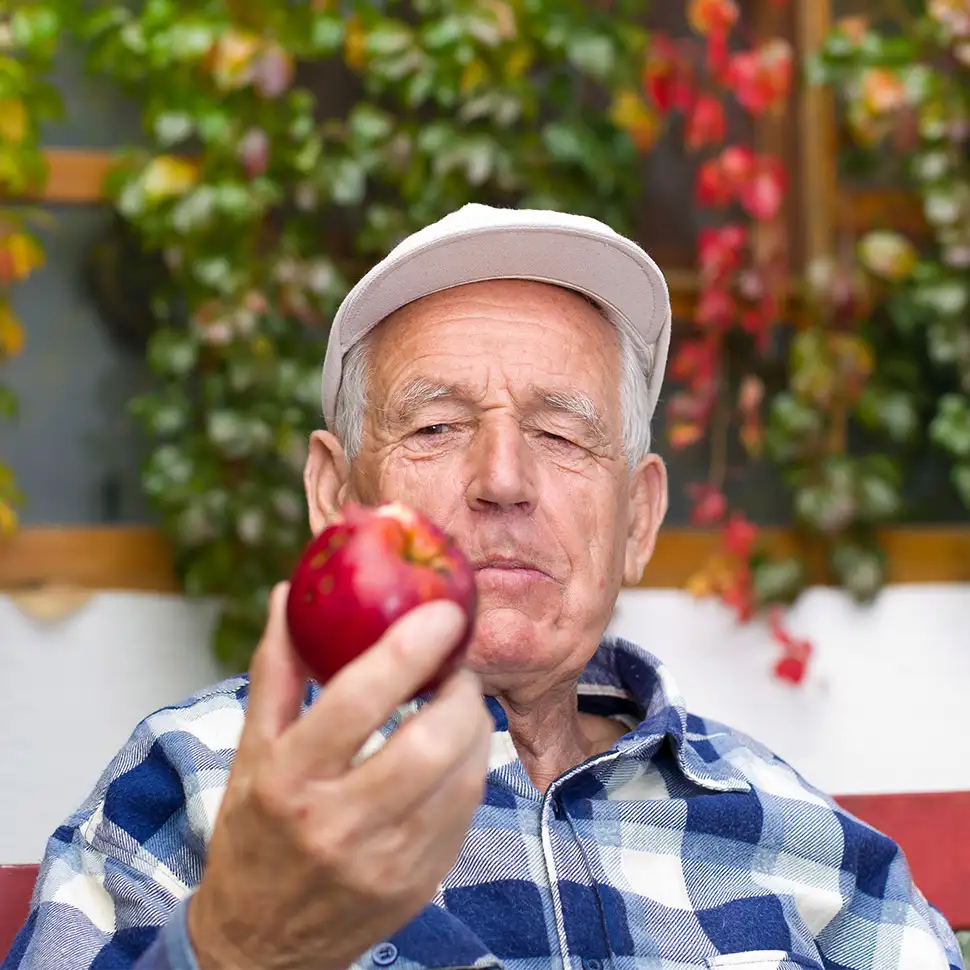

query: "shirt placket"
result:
(540, 753), (622, 970)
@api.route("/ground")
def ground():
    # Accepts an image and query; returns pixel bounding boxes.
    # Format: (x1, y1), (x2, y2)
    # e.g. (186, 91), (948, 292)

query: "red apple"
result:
(285, 501), (477, 694)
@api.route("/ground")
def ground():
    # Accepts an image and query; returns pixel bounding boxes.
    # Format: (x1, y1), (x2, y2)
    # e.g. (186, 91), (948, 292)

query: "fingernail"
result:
(269, 582), (291, 619)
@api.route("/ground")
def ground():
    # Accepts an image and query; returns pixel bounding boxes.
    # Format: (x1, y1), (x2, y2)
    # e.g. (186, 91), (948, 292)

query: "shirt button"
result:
(373, 942), (399, 966)
(583, 959), (602, 970)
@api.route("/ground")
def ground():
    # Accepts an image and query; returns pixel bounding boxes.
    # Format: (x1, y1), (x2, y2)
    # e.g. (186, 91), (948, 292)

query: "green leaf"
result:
(147, 328), (198, 379)
(366, 22), (413, 57)
(751, 556), (805, 607)
(930, 394), (970, 457)
(421, 16), (463, 50)
(0, 385), (18, 420)
(829, 538), (886, 603)
(348, 104), (394, 144)
(212, 608), (259, 672)
(953, 463), (970, 508)
(10, 7), (61, 55)
(858, 32), (918, 66)
(855, 465), (902, 522)
(856, 386), (919, 442)
(167, 20), (217, 60)
(328, 158), (366, 206)
(153, 112), (194, 146)
(310, 15), (344, 54)
(566, 33), (615, 82)
(542, 121), (584, 164)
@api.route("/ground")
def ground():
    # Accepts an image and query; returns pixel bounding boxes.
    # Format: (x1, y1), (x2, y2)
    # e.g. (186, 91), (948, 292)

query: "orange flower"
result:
(687, 0), (739, 36)
(0, 498), (17, 537)
(0, 232), (44, 286)
(0, 100), (28, 145)
(669, 420), (705, 450)
(205, 28), (262, 91)
(860, 68), (907, 116)
(344, 15), (368, 71)
(0, 303), (25, 357)
(609, 90), (661, 151)
(141, 156), (200, 203)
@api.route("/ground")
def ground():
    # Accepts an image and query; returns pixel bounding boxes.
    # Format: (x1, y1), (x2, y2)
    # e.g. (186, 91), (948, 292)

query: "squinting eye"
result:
(414, 424), (450, 436)
(542, 432), (571, 444)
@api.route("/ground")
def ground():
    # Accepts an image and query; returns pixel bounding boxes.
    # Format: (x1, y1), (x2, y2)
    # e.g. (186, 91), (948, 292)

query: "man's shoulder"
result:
(684, 709), (843, 811)
(58, 676), (253, 841)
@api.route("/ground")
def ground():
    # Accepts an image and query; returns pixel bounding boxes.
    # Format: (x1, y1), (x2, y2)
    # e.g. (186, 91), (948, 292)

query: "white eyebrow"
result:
(382, 378), (470, 426)
(536, 388), (610, 445)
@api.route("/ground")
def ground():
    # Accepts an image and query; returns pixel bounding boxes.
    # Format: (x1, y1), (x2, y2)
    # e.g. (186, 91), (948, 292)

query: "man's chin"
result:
(464, 607), (555, 676)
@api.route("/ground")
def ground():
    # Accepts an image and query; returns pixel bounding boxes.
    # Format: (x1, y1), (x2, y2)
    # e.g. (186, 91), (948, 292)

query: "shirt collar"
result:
(482, 636), (750, 795)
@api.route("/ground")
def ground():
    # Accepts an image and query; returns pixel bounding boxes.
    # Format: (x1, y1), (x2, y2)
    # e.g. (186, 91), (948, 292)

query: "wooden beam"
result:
(28, 148), (115, 204)
(796, 0), (837, 269)
(1, 525), (968, 594)
(836, 188), (928, 238)
(0, 526), (179, 593)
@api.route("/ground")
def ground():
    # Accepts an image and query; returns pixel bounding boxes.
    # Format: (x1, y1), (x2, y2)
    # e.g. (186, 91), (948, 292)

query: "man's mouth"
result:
(473, 557), (554, 584)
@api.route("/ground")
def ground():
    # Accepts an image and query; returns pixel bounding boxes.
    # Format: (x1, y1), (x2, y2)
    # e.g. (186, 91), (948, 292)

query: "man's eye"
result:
(541, 431), (574, 445)
(414, 424), (450, 436)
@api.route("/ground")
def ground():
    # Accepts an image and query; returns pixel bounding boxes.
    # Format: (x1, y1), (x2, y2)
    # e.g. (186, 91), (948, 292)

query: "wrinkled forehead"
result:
(367, 279), (623, 414)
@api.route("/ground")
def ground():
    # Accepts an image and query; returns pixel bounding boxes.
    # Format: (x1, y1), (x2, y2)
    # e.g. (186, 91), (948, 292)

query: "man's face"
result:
(311, 279), (666, 696)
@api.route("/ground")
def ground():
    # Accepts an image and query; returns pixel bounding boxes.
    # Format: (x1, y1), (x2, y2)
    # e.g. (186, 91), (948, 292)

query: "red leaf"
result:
(688, 0), (740, 36)
(695, 287), (736, 329)
(719, 145), (756, 184)
(723, 511), (758, 559)
(686, 94), (727, 150)
(739, 158), (788, 220)
(688, 483), (728, 525)
(721, 572), (754, 622)
(698, 224), (748, 282)
(774, 656), (807, 684)
(643, 35), (693, 114)
(696, 158), (734, 207)
(706, 29), (731, 80)
(727, 40), (793, 116)
(671, 339), (718, 384)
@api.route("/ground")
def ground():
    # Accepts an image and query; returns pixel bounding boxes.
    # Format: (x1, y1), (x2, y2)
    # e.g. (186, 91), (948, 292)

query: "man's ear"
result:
(304, 430), (351, 536)
(623, 454), (668, 586)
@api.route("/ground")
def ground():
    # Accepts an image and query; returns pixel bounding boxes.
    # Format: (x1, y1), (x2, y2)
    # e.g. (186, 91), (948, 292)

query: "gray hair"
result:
(332, 296), (655, 468)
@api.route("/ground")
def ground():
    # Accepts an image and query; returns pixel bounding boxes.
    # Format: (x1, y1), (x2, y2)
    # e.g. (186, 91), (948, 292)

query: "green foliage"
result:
(811, 7), (970, 525)
(72, 0), (649, 670)
(0, 0), (66, 536)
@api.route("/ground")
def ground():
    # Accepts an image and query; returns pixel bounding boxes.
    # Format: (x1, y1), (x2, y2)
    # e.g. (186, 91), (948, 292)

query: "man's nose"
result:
(466, 419), (537, 514)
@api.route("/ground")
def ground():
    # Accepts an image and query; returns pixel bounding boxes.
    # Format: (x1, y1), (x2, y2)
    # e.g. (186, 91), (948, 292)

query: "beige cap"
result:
(321, 203), (671, 429)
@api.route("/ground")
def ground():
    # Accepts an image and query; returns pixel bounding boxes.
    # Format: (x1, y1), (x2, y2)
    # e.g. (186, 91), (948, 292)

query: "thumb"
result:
(239, 582), (308, 755)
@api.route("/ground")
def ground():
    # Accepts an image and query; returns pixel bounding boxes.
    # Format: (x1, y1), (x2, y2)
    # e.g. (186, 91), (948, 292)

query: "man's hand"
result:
(187, 583), (492, 970)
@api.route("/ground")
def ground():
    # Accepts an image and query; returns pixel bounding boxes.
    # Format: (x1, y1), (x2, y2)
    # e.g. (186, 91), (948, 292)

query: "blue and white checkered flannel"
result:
(4, 636), (963, 970)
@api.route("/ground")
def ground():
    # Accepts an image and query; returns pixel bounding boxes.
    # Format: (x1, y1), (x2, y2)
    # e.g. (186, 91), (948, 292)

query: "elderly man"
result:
(4, 205), (962, 970)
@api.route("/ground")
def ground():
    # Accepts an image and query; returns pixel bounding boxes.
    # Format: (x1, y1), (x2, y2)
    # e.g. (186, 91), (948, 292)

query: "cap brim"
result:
(321, 219), (671, 431)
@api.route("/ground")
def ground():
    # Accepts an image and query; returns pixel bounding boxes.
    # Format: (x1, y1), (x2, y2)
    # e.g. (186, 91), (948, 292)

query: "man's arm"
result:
(1, 680), (233, 970)
(2, 834), (201, 970)
(5, 586), (492, 970)
(816, 808), (964, 970)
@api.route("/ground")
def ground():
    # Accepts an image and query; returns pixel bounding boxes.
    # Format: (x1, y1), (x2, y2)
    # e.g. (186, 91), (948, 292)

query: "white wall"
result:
(2, 584), (969, 864)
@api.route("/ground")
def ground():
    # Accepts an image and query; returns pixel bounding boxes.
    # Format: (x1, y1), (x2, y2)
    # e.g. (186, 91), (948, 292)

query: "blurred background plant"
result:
(631, 0), (970, 684)
(790, 0), (970, 622)
(16, 0), (963, 685)
(641, 0), (814, 682)
(74, 0), (651, 669)
(0, 0), (63, 536)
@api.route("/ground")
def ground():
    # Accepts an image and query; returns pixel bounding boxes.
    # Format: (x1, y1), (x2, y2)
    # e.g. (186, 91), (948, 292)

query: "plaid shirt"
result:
(4, 636), (962, 970)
